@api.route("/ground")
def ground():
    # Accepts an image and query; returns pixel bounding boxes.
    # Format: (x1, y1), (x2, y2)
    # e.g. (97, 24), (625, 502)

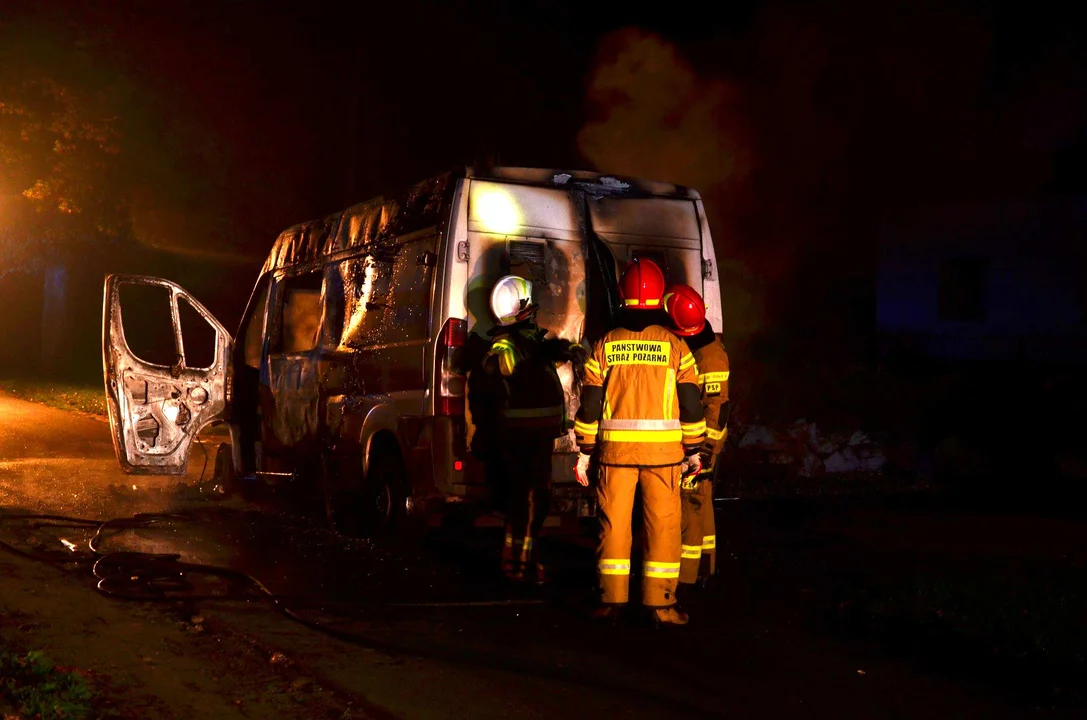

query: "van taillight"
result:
(436, 317), (466, 416)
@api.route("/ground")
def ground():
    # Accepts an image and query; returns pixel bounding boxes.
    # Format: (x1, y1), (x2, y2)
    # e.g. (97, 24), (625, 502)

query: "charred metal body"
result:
(103, 167), (722, 533)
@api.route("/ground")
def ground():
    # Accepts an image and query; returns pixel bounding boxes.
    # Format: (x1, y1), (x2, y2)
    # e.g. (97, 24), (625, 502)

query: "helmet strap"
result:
(515, 302), (540, 322)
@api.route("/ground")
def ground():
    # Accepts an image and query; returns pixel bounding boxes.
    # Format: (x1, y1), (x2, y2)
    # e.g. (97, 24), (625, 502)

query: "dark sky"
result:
(5, 0), (1086, 345)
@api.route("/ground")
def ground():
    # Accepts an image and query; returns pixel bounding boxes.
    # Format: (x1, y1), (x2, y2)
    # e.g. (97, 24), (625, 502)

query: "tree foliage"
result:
(0, 18), (133, 255)
(0, 12), (250, 277)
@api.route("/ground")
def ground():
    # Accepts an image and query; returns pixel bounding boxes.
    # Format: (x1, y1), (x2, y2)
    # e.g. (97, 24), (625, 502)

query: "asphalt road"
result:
(0, 392), (1057, 719)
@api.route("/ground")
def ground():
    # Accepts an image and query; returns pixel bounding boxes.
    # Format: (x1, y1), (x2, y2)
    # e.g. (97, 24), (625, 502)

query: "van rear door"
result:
(586, 195), (707, 297)
(465, 181), (589, 451)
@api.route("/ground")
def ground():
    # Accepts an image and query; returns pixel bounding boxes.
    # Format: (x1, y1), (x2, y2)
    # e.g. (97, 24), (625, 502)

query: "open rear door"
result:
(103, 274), (233, 475)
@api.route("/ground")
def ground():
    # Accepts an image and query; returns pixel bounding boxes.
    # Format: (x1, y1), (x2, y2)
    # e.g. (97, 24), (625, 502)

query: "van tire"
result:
(213, 443), (240, 496)
(362, 439), (409, 540)
(327, 438), (408, 540)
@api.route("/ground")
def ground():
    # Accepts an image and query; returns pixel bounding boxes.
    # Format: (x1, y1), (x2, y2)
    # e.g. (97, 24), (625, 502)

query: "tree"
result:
(0, 11), (261, 376)
(0, 16), (132, 282)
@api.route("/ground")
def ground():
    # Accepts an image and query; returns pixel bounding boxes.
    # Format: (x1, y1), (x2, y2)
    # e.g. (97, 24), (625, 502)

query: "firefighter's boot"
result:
(676, 581), (701, 605)
(592, 604), (625, 626)
(650, 606), (689, 628)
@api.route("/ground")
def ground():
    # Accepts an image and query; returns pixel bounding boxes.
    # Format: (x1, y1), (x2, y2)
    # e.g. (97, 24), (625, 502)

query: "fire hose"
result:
(0, 509), (545, 642)
(0, 508), (724, 717)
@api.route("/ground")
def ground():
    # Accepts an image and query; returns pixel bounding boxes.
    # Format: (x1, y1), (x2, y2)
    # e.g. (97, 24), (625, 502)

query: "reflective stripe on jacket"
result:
(485, 326), (567, 435)
(575, 324), (704, 466)
(694, 339), (730, 466)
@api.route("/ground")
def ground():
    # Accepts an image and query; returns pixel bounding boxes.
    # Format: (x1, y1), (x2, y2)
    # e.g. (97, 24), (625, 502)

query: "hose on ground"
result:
(0, 508), (720, 718)
(0, 509), (546, 614)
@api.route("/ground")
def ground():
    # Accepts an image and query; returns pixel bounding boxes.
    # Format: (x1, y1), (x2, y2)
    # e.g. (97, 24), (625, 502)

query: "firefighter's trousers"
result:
(597, 464), (682, 607)
(498, 433), (553, 577)
(679, 474), (716, 584)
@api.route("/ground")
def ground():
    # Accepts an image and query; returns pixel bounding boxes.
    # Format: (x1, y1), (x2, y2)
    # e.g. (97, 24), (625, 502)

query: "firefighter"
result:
(664, 283), (730, 592)
(483, 275), (581, 583)
(573, 258), (705, 627)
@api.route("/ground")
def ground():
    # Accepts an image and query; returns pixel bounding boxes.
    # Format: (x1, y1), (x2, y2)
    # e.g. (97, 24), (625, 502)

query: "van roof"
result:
(466, 166), (701, 200)
(260, 166), (702, 275)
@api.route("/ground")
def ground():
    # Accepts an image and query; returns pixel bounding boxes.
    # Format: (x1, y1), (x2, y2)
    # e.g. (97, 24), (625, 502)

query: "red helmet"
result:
(663, 283), (707, 336)
(619, 258), (666, 310)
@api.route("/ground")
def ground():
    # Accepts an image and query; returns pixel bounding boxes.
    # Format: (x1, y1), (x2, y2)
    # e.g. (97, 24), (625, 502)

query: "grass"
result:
(834, 555), (1087, 704)
(0, 378), (107, 417)
(0, 648), (97, 720)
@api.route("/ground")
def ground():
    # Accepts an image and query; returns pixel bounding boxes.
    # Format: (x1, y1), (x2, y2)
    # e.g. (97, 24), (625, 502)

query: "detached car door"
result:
(103, 274), (233, 475)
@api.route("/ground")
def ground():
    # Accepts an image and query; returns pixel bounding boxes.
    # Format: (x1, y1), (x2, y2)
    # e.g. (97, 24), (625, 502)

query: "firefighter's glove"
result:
(681, 453), (703, 478)
(575, 452), (592, 487)
(568, 343), (589, 367)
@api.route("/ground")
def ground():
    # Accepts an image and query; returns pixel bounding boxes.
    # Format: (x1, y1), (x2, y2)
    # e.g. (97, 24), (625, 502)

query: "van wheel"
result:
(361, 441), (408, 540)
(327, 441), (407, 540)
(213, 443), (239, 496)
(213, 442), (260, 500)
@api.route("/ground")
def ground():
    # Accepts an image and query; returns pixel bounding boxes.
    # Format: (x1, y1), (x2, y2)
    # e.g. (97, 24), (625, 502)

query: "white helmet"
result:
(490, 275), (536, 326)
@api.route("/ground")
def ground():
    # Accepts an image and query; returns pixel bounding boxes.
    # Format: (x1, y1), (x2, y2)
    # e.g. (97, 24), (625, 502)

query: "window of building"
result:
(938, 256), (988, 322)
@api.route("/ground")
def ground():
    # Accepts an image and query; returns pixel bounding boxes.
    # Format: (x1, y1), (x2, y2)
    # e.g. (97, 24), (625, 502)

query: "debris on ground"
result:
(734, 420), (888, 479)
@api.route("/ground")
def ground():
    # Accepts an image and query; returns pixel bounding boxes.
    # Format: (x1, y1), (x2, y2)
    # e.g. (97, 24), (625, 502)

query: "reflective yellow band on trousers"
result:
(702, 535), (716, 550)
(705, 427), (726, 441)
(505, 533), (535, 549)
(598, 559), (631, 576)
(643, 561), (681, 579)
(681, 545), (702, 559)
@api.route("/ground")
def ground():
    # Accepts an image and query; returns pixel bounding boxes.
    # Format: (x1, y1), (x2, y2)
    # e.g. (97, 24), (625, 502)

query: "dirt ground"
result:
(3, 392), (1086, 718)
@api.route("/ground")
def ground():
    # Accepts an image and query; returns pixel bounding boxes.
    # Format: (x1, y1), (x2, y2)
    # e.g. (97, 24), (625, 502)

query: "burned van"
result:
(102, 167), (724, 533)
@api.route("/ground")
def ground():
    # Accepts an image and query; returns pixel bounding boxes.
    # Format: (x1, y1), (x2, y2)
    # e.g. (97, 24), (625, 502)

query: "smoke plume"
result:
(577, 28), (760, 338)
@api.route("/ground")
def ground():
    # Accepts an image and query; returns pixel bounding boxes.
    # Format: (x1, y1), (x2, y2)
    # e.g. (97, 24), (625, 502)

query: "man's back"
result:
(582, 323), (700, 467)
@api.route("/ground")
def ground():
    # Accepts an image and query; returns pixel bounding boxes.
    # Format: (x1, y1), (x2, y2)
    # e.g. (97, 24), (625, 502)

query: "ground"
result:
(1, 391), (1084, 718)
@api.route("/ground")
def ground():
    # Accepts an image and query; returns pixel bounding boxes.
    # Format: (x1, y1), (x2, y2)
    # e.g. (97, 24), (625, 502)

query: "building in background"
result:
(877, 196), (1087, 365)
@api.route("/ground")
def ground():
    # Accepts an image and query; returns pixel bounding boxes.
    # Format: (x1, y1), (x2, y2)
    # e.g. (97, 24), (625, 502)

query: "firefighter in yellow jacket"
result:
(664, 284), (730, 590)
(573, 258), (705, 627)
(484, 275), (582, 583)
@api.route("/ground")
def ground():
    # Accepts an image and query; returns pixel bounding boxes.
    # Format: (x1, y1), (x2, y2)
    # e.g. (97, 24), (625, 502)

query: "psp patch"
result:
(704, 381), (722, 396)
